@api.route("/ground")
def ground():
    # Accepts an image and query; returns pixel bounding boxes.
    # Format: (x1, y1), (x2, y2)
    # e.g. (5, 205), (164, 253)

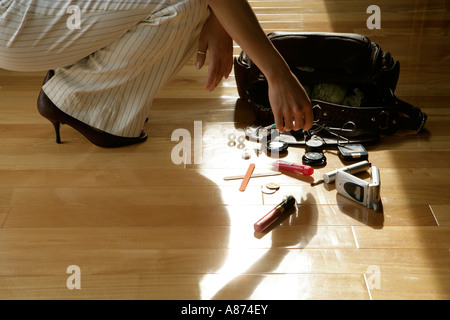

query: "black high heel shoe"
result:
(37, 70), (148, 148)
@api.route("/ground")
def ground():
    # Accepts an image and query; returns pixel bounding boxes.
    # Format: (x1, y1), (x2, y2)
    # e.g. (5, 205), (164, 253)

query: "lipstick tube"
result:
(254, 196), (297, 233)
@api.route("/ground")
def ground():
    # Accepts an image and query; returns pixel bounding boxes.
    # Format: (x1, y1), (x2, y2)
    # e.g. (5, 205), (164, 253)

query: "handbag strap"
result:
(385, 90), (427, 132)
(312, 99), (399, 135)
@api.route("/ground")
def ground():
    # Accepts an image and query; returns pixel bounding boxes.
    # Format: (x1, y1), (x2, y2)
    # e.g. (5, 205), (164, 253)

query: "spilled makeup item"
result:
(273, 160), (314, 176)
(254, 196), (297, 233)
(311, 160), (371, 186)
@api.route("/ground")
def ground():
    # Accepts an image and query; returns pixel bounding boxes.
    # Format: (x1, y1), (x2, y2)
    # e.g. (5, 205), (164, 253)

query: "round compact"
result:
(305, 138), (325, 153)
(302, 151), (327, 166)
(303, 136), (326, 166)
(266, 140), (288, 153)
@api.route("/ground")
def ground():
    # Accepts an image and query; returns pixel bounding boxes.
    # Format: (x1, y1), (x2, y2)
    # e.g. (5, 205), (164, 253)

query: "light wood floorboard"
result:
(0, 0), (449, 300)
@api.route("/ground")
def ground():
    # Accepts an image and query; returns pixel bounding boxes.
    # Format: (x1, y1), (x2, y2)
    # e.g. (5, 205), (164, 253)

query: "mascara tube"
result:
(323, 160), (371, 184)
(254, 196), (297, 233)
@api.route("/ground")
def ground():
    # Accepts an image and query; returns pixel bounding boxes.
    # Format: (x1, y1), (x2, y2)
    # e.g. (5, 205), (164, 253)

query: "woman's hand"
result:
(267, 69), (314, 132)
(197, 10), (233, 92)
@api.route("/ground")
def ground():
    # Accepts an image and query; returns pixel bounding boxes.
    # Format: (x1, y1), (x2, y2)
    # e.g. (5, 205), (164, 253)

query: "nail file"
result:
(239, 163), (255, 191)
(224, 171), (281, 180)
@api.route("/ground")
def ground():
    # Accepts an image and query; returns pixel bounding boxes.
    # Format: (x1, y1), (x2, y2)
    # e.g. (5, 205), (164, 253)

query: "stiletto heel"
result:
(37, 70), (147, 147)
(51, 121), (61, 144)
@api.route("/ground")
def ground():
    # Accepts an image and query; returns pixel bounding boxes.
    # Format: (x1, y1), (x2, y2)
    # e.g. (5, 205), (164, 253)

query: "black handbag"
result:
(234, 32), (427, 136)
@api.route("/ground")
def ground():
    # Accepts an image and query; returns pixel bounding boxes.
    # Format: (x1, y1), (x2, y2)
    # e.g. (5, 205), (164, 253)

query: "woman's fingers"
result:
(205, 51), (233, 91)
(196, 49), (207, 70)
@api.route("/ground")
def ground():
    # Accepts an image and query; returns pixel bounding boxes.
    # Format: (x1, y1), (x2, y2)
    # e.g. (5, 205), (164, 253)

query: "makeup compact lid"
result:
(306, 137), (324, 153)
(267, 140), (288, 153)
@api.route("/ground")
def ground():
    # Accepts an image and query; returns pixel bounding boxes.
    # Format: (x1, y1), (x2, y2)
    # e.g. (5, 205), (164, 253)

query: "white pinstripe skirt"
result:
(0, 0), (210, 137)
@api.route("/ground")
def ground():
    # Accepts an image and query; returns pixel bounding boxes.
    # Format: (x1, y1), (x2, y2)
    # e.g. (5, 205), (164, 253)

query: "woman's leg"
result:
(1, 0), (209, 138)
(43, 0), (209, 137)
(0, 0), (175, 71)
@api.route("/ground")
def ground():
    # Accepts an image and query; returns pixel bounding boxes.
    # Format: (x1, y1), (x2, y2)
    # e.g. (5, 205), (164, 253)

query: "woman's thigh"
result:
(0, 0), (198, 71)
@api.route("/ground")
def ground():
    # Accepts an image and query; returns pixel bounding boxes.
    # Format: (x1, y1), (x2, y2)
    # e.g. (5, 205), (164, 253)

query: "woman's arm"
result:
(206, 0), (313, 132)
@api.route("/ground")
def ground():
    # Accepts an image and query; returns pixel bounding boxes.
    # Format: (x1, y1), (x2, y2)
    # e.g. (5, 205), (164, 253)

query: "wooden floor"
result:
(0, 0), (449, 300)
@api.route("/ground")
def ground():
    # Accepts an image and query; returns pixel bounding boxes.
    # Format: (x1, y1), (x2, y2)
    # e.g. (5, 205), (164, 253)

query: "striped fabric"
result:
(0, 0), (210, 137)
